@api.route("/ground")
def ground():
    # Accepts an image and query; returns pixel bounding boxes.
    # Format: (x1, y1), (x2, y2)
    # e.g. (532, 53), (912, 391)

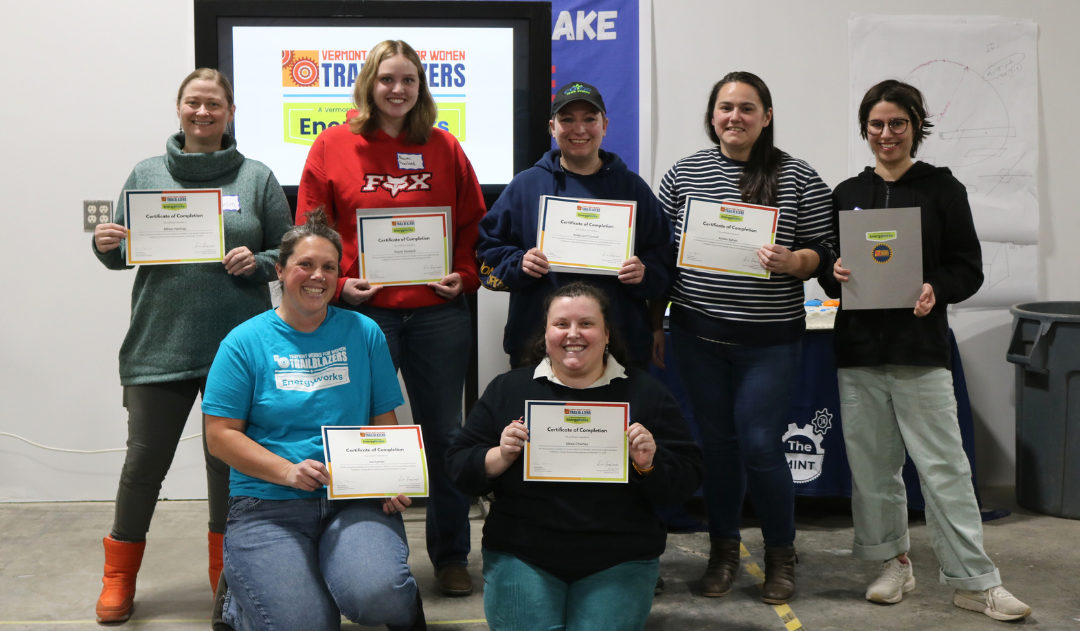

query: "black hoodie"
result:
(819, 162), (983, 368)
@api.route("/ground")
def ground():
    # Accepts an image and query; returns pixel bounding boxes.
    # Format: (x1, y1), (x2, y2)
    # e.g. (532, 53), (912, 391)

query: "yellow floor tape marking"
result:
(741, 543), (806, 631)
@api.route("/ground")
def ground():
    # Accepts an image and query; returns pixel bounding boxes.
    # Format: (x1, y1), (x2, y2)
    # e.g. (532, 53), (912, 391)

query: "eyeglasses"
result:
(866, 118), (910, 135)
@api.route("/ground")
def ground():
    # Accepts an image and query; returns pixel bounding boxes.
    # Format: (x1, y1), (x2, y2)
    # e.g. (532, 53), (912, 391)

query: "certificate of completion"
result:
(536, 196), (636, 275)
(322, 425), (429, 500)
(523, 401), (629, 483)
(356, 207), (452, 286)
(676, 197), (779, 279)
(124, 189), (225, 265)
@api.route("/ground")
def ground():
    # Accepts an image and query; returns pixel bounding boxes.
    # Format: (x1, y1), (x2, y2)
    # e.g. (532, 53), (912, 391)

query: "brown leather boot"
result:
(208, 531), (224, 593)
(761, 546), (798, 604)
(700, 538), (741, 597)
(95, 536), (146, 623)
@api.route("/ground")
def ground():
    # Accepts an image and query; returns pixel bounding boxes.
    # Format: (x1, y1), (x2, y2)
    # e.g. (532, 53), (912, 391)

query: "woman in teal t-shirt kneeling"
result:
(203, 210), (425, 630)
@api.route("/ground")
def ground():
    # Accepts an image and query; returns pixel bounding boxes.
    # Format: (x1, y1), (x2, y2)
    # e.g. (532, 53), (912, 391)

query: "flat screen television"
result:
(194, 1), (552, 202)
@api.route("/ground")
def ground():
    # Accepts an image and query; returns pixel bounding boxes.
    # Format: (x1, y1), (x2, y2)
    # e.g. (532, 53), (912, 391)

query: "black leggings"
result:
(110, 378), (229, 542)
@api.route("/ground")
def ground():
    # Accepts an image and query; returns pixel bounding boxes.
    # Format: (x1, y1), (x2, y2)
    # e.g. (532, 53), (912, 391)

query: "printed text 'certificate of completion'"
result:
(524, 401), (629, 483)
(356, 207), (452, 286)
(124, 189), (224, 265)
(676, 197), (779, 279)
(536, 196), (636, 275)
(322, 425), (429, 500)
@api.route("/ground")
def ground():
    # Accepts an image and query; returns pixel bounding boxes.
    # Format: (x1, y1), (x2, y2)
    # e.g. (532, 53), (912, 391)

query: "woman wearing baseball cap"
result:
(476, 81), (675, 372)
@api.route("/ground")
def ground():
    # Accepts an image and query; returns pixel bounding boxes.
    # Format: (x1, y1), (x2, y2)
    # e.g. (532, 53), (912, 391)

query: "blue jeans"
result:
(221, 497), (417, 630)
(482, 549), (658, 631)
(357, 296), (472, 569)
(670, 321), (799, 547)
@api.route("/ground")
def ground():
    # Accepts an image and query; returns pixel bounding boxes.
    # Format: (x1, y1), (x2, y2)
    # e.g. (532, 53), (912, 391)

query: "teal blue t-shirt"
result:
(202, 307), (404, 499)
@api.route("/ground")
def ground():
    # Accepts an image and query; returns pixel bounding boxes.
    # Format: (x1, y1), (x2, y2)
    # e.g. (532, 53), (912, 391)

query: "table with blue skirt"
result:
(649, 329), (978, 512)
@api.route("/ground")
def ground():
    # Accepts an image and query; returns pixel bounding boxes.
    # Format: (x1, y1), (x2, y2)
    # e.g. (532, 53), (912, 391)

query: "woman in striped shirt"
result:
(656, 71), (837, 605)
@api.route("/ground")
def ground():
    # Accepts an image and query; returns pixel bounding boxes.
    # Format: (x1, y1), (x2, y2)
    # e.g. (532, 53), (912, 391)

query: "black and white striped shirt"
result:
(658, 148), (836, 345)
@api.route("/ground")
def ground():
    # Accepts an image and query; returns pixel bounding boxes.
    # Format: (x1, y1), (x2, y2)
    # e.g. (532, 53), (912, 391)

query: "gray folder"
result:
(839, 207), (922, 310)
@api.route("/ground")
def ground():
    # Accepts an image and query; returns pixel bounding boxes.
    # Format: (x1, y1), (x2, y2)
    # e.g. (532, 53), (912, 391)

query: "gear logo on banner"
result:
(783, 409), (833, 483)
(283, 50), (320, 87)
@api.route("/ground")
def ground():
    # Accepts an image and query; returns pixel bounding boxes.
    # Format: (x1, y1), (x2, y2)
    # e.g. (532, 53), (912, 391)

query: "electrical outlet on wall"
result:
(83, 200), (114, 232)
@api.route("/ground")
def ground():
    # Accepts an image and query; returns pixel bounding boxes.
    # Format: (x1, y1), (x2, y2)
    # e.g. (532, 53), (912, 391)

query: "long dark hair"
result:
(704, 71), (783, 206)
(521, 282), (629, 368)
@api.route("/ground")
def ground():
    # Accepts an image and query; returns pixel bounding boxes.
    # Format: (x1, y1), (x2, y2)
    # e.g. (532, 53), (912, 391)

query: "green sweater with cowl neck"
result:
(94, 132), (293, 386)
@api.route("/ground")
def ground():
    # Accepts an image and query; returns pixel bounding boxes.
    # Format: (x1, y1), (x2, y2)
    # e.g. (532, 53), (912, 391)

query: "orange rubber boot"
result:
(208, 531), (224, 593)
(95, 536), (146, 623)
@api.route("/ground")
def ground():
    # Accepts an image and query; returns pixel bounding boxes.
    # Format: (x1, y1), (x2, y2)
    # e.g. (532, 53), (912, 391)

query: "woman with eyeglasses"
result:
(819, 79), (1030, 621)
(655, 72), (837, 605)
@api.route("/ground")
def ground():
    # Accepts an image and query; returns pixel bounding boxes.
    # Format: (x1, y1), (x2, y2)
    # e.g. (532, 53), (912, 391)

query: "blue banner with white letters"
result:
(513, 0), (641, 172)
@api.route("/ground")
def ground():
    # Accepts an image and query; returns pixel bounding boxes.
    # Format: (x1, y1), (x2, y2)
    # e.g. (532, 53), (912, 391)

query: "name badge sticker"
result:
(222, 195), (241, 211)
(397, 153), (424, 170)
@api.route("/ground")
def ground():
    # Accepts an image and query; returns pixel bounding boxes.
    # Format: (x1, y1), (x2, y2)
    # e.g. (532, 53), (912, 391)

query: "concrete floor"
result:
(1, 488), (1078, 630)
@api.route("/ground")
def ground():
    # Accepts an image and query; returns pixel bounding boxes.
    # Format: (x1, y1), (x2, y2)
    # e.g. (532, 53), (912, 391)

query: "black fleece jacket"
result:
(819, 163), (983, 368)
(446, 366), (703, 582)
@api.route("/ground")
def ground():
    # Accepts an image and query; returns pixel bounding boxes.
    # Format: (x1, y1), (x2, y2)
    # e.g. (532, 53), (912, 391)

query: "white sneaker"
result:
(865, 557), (915, 604)
(953, 585), (1032, 621)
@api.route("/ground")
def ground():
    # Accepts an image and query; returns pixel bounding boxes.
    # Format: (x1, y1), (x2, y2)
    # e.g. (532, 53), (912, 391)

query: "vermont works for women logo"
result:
(576, 205), (601, 220)
(160, 195), (187, 211)
(564, 83), (592, 96)
(391, 220), (416, 234)
(719, 206), (745, 222)
(783, 409), (832, 483)
(359, 431), (387, 445)
(563, 408), (592, 424)
(871, 243), (894, 263)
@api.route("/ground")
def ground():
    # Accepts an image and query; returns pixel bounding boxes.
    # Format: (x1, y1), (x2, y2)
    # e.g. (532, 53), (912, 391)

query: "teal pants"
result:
(839, 366), (1001, 591)
(482, 548), (659, 631)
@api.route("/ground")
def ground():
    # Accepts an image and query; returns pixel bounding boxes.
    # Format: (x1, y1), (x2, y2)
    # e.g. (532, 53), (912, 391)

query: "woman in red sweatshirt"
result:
(296, 39), (485, 597)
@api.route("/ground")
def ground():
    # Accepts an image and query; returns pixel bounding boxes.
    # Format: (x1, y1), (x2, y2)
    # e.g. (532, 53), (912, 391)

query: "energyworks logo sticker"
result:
(563, 408), (592, 424)
(282, 50), (320, 87)
(359, 431), (387, 445)
(160, 195), (187, 211)
(576, 205), (601, 220)
(784, 409), (832, 483)
(391, 220), (416, 234)
(866, 230), (897, 242)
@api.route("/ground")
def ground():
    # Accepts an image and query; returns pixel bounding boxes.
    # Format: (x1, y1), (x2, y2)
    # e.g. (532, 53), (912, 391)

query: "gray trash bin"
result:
(1006, 301), (1080, 519)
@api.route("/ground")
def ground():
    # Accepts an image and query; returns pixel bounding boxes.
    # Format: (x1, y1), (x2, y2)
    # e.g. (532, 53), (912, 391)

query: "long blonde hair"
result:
(349, 40), (437, 144)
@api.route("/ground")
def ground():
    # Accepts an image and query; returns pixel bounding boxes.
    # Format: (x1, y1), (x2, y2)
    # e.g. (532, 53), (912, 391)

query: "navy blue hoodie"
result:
(477, 149), (675, 364)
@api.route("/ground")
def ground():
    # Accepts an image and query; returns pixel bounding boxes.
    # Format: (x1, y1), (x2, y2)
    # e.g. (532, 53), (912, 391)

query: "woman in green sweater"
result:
(90, 68), (293, 623)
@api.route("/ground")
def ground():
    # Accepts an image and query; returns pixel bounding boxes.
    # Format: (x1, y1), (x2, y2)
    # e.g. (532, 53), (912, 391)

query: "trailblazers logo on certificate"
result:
(563, 408), (592, 424)
(575, 206), (601, 220)
(359, 431), (387, 445)
(161, 195), (187, 211)
(391, 220), (416, 234)
(719, 206), (745, 222)
(273, 346), (350, 391)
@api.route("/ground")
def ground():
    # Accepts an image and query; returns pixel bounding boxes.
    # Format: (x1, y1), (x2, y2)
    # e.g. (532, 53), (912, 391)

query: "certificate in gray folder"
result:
(839, 207), (922, 310)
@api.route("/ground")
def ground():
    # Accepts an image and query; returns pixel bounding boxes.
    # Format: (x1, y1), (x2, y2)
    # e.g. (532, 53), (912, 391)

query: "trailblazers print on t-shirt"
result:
(360, 173), (433, 198)
(273, 346), (350, 391)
